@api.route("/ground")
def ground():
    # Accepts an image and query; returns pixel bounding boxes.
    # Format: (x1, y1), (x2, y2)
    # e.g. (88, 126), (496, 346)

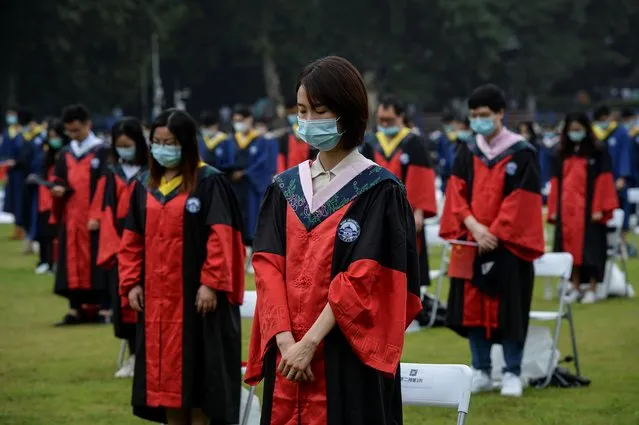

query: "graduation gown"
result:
(229, 130), (274, 245)
(97, 163), (146, 339)
(440, 139), (545, 343)
(548, 147), (618, 281)
(1, 125), (23, 216)
(245, 162), (423, 425)
(51, 143), (110, 302)
(200, 132), (232, 169)
(118, 165), (245, 424)
(277, 128), (317, 174)
(361, 128), (437, 287)
(37, 164), (56, 240)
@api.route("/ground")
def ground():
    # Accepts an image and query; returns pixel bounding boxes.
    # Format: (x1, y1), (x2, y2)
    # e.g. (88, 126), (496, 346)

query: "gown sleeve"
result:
(118, 181), (146, 296)
(439, 145), (473, 240)
(327, 182), (423, 376)
(245, 184), (291, 385)
(592, 149), (619, 223)
(199, 175), (246, 305)
(49, 151), (69, 225)
(547, 153), (560, 223)
(405, 136), (437, 217)
(89, 175), (107, 222)
(96, 174), (119, 269)
(488, 149), (545, 261)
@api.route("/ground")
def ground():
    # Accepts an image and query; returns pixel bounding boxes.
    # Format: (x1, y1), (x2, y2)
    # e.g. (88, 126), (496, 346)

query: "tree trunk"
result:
(260, 33), (283, 106)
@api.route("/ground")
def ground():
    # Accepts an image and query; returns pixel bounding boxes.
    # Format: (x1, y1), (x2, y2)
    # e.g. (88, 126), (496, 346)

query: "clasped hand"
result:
(470, 221), (498, 254)
(276, 332), (316, 383)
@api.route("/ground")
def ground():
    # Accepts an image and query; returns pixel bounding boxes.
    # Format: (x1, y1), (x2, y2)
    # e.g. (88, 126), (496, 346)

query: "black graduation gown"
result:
(245, 163), (423, 425)
(118, 165), (245, 424)
(440, 139), (545, 343)
(51, 144), (110, 303)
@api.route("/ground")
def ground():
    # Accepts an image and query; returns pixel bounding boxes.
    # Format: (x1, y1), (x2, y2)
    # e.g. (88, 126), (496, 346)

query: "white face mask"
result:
(233, 122), (248, 133)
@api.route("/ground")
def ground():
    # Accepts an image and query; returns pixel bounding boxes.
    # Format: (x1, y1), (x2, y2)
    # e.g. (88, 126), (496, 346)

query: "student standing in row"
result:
(119, 109), (245, 425)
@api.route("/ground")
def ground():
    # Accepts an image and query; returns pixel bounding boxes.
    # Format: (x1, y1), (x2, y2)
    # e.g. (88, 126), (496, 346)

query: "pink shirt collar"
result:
(475, 127), (522, 160)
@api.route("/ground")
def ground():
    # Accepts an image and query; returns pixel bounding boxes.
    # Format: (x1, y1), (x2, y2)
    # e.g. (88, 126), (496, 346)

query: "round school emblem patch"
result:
(90, 158), (101, 169)
(215, 147), (224, 157)
(609, 137), (617, 147)
(400, 153), (410, 165)
(249, 145), (258, 155)
(337, 219), (361, 243)
(505, 161), (517, 176)
(185, 197), (201, 214)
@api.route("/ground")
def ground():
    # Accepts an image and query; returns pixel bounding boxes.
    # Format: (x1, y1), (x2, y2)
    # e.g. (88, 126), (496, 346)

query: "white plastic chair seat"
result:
(627, 188), (639, 204)
(425, 224), (447, 247)
(240, 290), (257, 319)
(529, 311), (562, 321)
(429, 270), (443, 280)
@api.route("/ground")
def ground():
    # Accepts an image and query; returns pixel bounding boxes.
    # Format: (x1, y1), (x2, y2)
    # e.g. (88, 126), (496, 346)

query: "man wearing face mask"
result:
(440, 84), (544, 397)
(592, 105), (632, 238)
(621, 108), (639, 212)
(228, 104), (275, 253)
(361, 96), (437, 314)
(277, 96), (317, 174)
(1, 108), (25, 240)
(198, 110), (230, 169)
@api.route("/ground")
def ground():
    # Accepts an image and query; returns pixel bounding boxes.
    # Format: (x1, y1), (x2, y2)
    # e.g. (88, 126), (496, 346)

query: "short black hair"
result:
(468, 84), (506, 113)
(377, 95), (405, 116)
(61, 103), (91, 123)
(111, 117), (149, 166)
(233, 104), (252, 118)
(441, 111), (455, 124)
(18, 109), (35, 126)
(621, 107), (636, 119)
(199, 110), (219, 127)
(593, 105), (611, 120)
(296, 56), (369, 150)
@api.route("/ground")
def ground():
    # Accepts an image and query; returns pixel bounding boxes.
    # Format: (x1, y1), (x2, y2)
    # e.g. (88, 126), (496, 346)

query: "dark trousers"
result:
(68, 291), (111, 310)
(468, 327), (524, 376)
(37, 236), (53, 267)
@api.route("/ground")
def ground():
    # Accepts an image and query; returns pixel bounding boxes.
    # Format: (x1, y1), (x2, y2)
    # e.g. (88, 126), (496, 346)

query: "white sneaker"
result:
(114, 355), (135, 378)
(35, 263), (50, 275)
(561, 288), (580, 304)
(471, 369), (494, 393)
(500, 372), (523, 397)
(581, 290), (597, 304)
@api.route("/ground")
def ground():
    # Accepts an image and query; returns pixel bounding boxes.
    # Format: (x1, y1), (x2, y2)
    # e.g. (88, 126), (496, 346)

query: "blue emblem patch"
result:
(185, 197), (201, 214)
(505, 161), (517, 176)
(337, 218), (361, 243)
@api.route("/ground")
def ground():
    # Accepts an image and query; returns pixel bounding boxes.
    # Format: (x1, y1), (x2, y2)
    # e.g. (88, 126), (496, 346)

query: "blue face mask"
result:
(595, 121), (610, 130)
(568, 130), (586, 143)
(543, 132), (555, 139)
(6, 114), (17, 126)
(296, 117), (344, 151)
(443, 124), (454, 133)
(116, 146), (137, 161)
(49, 137), (63, 149)
(623, 121), (634, 130)
(470, 117), (496, 136)
(151, 144), (182, 168)
(456, 130), (473, 141)
(379, 125), (400, 137)
(287, 114), (298, 127)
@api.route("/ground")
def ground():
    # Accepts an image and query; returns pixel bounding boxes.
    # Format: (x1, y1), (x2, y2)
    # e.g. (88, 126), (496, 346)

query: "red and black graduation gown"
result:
(245, 163), (423, 425)
(97, 163), (146, 340)
(51, 144), (110, 304)
(440, 139), (545, 343)
(548, 147), (618, 281)
(118, 165), (245, 424)
(277, 129), (317, 174)
(361, 129), (437, 287)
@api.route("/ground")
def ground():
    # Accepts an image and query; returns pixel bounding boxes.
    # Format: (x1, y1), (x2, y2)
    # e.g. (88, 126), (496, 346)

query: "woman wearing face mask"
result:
(440, 84), (545, 398)
(245, 56), (422, 425)
(33, 119), (69, 274)
(118, 109), (245, 425)
(92, 117), (149, 378)
(548, 112), (618, 305)
(277, 95), (317, 173)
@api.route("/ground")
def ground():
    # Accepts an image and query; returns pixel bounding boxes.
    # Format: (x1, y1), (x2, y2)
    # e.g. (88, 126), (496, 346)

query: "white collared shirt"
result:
(70, 132), (103, 157)
(309, 149), (362, 194)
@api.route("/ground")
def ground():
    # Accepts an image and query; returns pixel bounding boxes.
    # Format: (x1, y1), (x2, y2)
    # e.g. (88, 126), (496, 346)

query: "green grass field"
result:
(1, 224), (638, 425)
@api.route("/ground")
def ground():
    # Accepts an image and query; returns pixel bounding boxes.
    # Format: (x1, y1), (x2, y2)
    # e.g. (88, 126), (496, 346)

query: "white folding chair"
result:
(627, 188), (639, 230)
(424, 223), (450, 328)
(240, 290), (258, 425)
(400, 363), (473, 425)
(603, 208), (630, 298)
(531, 252), (581, 388)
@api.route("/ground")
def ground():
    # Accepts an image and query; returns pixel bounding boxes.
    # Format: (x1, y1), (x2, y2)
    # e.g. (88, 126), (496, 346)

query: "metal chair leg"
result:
(566, 305), (581, 377)
(456, 411), (467, 425)
(117, 339), (127, 368)
(542, 293), (565, 388)
(428, 246), (449, 328)
(241, 386), (256, 425)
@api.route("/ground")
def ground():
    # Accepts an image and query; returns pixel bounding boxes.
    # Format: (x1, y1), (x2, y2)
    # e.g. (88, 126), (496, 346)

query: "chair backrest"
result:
(240, 290), (257, 319)
(607, 208), (625, 248)
(400, 363), (473, 413)
(425, 224), (447, 247)
(533, 253), (573, 280)
(627, 188), (639, 204)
